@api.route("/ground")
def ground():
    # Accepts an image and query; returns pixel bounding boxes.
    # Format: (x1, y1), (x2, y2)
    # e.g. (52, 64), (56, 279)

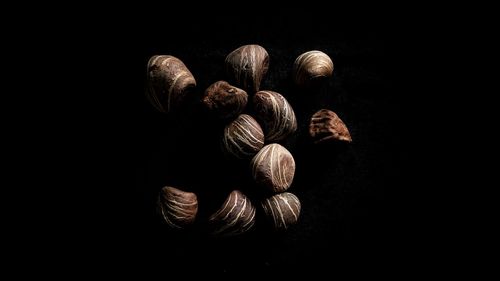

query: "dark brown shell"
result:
(222, 114), (265, 159)
(253, 90), (297, 142)
(251, 143), (295, 193)
(309, 109), (352, 144)
(146, 55), (196, 113)
(158, 186), (198, 229)
(293, 51), (333, 88)
(202, 81), (248, 120)
(261, 192), (301, 231)
(225, 44), (269, 94)
(208, 190), (256, 236)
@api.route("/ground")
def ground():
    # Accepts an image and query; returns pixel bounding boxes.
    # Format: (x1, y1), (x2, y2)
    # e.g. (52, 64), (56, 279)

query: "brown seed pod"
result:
(146, 55), (196, 113)
(222, 114), (264, 159)
(261, 192), (301, 231)
(293, 50), (333, 88)
(201, 81), (248, 120)
(253, 90), (297, 142)
(225, 44), (269, 94)
(309, 109), (352, 144)
(208, 190), (256, 236)
(251, 143), (295, 193)
(158, 186), (198, 229)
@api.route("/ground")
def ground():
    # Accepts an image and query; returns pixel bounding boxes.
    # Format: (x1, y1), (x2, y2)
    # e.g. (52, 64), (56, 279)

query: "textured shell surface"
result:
(202, 80), (248, 120)
(225, 44), (269, 94)
(293, 50), (333, 87)
(146, 55), (196, 113)
(208, 190), (256, 236)
(309, 109), (352, 144)
(261, 192), (301, 231)
(158, 186), (198, 229)
(222, 114), (264, 159)
(253, 90), (297, 142)
(251, 143), (295, 193)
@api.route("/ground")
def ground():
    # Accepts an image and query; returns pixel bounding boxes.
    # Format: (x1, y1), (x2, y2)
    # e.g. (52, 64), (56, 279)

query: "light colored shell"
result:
(261, 192), (301, 231)
(158, 186), (198, 229)
(309, 109), (352, 144)
(222, 114), (264, 159)
(251, 143), (295, 193)
(225, 44), (269, 93)
(202, 80), (248, 120)
(253, 90), (297, 142)
(293, 51), (333, 87)
(146, 55), (196, 113)
(208, 190), (256, 236)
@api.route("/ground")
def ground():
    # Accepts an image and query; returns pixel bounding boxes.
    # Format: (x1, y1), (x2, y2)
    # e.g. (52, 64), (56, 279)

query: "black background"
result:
(44, 7), (411, 277)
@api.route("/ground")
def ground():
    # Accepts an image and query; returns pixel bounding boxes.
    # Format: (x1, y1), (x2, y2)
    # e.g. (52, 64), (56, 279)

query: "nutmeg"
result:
(309, 109), (352, 144)
(251, 143), (295, 193)
(253, 90), (297, 142)
(222, 114), (264, 159)
(208, 190), (256, 236)
(158, 186), (198, 229)
(146, 55), (196, 113)
(261, 192), (301, 231)
(225, 44), (269, 94)
(201, 81), (248, 120)
(293, 51), (333, 88)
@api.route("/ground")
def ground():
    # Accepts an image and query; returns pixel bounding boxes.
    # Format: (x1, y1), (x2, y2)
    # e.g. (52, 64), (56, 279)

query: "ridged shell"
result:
(309, 109), (352, 144)
(146, 55), (196, 113)
(253, 90), (297, 142)
(251, 143), (295, 193)
(202, 81), (248, 120)
(158, 186), (198, 229)
(222, 114), (264, 159)
(261, 192), (301, 231)
(208, 190), (256, 236)
(225, 44), (269, 94)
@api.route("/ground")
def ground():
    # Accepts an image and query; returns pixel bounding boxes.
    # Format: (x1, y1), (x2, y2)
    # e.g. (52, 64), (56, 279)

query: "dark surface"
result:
(63, 10), (407, 276)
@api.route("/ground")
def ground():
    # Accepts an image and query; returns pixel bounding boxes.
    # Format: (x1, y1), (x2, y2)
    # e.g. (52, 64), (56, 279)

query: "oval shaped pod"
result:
(251, 143), (295, 193)
(225, 44), (269, 94)
(158, 186), (198, 229)
(146, 55), (196, 113)
(208, 190), (256, 236)
(253, 90), (297, 142)
(202, 81), (248, 120)
(309, 109), (352, 144)
(293, 51), (333, 88)
(222, 114), (264, 159)
(261, 192), (301, 231)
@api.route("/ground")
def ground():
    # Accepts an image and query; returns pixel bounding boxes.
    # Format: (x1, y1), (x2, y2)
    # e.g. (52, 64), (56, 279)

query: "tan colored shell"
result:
(146, 55), (196, 113)
(253, 90), (297, 142)
(309, 109), (352, 144)
(202, 81), (248, 120)
(261, 192), (301, 231)
(208, 190), (256, 236)
(225, 44), (269, 94)
(222, 114), (265, 159)
(293, 51), (333, 87)
(158, 186), (198, 229)
(251, 143), (295, 193)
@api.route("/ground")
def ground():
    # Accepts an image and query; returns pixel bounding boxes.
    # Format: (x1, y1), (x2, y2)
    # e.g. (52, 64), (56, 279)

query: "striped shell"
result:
(309, 109), (352, 144)
(146, 55), (196, 113)
(293, 51), (333, 87)
(251, 143), (295, 193)
(202, 81), (248, 120)
(225, 44), (269, 94)
(261, 192), (301, 231)
(208, 190), (256, 236)
(222, 114), (264, 159)
(158, 186), (198, 229)
(253, 90), (297, 142)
